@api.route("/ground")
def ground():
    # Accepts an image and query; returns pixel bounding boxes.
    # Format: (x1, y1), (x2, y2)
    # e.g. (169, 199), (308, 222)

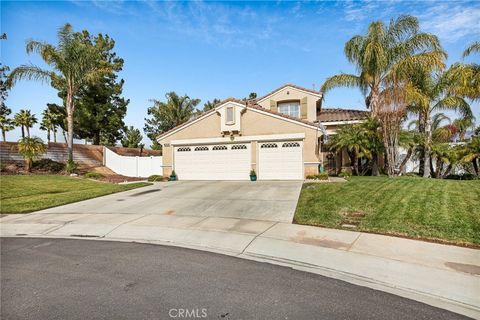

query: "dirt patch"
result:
(289, 231), (351, 250)
(164, 210), (175, 215)
(129, 189), (161, 197)
(445, 262), (480, 275)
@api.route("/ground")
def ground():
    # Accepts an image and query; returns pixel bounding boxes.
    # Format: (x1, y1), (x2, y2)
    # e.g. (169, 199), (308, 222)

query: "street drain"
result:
(130, 189), (161, 197)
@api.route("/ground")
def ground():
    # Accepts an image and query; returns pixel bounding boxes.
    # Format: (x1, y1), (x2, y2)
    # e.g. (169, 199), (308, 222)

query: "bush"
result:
(148, 175), (164, 182)
(446, 173), (478, 180)
(250, 169), (256, 176)
(339, 171), (352, 178)
(317, 172), (329, 180)
(65, 159), (78, 174)
(84, 172), (105, 180)
(32, 159), (64, 173)
(306, 173), (329, 180)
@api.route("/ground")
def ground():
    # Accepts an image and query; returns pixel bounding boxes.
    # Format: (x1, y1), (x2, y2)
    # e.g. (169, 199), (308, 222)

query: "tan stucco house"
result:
(157, 84), (368, 180)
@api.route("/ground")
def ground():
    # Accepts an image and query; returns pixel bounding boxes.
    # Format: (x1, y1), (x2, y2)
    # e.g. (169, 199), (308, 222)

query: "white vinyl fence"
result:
(104, 147), (163, 177)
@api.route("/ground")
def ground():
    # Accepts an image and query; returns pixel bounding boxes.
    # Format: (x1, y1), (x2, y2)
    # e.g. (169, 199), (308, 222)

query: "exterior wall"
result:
(158, 108), (321, 178)
(257, 87), (320, 122)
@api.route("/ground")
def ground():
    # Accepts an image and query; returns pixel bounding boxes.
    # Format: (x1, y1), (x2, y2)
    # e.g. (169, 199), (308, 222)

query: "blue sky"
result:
(1, 0), (479, 146)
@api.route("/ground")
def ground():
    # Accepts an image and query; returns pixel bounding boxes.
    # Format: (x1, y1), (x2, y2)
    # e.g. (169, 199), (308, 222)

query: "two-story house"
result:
(157, 84), (368, 180)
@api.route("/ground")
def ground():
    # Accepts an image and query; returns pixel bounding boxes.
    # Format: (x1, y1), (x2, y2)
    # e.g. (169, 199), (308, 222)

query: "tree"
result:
(66, 32), (129, 146)
(461, 136), (480, 176)
(121, 126), (142, 148)
(203, 98), (221, 111)
(452, 117), (475, 141)
(17, 136), (47, 172)
(13, 109), (37, 138)
(328, 124), (372, 175)
(8, 23), (111, 164)
(406, 66), (473, 178)
(40, 107), (59, 143)
(0, 63), (10, 111)
(45, 103), (67, 142)
(321, 15), (445, 117)
(0, 106), (14, 142)
(144, 92), (200, 149)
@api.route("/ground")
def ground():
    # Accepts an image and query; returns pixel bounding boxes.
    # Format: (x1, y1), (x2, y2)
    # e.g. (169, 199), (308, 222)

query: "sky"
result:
(1, 0), (479, 146)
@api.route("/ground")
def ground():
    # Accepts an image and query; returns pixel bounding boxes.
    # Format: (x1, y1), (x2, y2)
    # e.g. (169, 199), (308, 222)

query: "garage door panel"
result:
(174, 144), (250, 180)
(258, 141), (303, 180)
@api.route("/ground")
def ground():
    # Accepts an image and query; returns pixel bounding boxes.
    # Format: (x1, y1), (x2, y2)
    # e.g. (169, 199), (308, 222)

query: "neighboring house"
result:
(157, 84), (368, 180)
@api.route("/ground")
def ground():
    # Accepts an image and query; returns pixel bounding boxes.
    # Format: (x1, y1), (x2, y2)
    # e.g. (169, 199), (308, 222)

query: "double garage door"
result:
(173, 141), (303, 180)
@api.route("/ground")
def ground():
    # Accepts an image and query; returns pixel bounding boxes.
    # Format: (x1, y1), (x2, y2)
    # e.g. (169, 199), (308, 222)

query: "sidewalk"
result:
(1, 212), (479, 318)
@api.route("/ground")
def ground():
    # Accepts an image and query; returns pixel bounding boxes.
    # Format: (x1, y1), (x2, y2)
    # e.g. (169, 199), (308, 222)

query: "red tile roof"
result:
(317, 108), (369, 123)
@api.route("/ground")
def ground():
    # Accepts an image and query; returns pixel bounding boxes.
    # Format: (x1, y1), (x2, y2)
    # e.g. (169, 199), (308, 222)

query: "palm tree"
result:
(453, 117), (475, 141)
(328, 124), (371, 175)
(8, 23), (110, 163)
(461, 136), (480, 176)
(407, 67), (473, 178)
(203, 98), (221, 112)
(0, 106), (14, 142)
(17, 136), (47, 172)
(13, 109), (37, 138)
(463, 41), (480, 58)
(40, 108), (58, 143)
(321, 15), (445, 116)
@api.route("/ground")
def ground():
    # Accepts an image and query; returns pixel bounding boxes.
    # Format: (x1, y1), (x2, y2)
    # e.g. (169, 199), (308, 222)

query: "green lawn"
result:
(0, 175), (151, 213)
(294, 176), (480, 246)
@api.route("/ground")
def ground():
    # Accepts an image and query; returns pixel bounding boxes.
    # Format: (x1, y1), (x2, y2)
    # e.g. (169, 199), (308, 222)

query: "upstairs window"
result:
(226, 106), (235, 125)
(278, 101), (300, 118)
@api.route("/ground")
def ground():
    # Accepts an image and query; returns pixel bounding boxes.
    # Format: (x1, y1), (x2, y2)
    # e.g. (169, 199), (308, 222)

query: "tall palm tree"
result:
(407, 67), (473, 178)
(321, 15), (445, 116)
(17, 136), (47, 172)
(40, 108), (58, 143)
(13, 109), (37, 138)
(8, 23), (110, 163)
(463, 41), (480, 58)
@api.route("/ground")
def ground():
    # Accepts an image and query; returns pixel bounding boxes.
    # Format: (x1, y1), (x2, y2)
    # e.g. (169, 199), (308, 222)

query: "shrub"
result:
(306, 175), (317, 180)
(170, 170), (177, 177)
(339, 171), (352, 178)
(65, 159), (78, 174)
(148, 175), (164, 182)
(250, 169), (256, 176)
(17, 137), (47, 172)
(84, 172), (105, 180)
(317, 173), (329, 180)
(32, 159), (64, 173)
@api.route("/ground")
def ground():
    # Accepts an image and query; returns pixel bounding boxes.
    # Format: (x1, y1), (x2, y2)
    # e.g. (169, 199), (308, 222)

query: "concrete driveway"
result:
(37, 181), (303, 222)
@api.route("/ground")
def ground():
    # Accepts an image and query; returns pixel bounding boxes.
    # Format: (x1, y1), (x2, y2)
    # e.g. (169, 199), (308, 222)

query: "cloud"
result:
(418, 3), (480, 42)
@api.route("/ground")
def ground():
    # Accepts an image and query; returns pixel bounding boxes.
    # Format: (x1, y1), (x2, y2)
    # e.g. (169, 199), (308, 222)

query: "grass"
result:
(0, 175), (151, 213)
(294, 176), (480, 246)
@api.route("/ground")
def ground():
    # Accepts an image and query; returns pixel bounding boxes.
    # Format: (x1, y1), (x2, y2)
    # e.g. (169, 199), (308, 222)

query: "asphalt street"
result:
(0, 238), (469, 320)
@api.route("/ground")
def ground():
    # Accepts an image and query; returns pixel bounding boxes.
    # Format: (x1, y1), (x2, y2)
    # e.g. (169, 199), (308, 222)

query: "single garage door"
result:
(258, 141), (303, 180)
(174, 143), (251, 180)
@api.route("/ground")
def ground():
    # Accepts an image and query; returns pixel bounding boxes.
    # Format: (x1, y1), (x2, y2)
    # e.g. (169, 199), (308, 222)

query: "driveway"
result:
(1, 238), (466, 320)
(37, 180), (303, 222)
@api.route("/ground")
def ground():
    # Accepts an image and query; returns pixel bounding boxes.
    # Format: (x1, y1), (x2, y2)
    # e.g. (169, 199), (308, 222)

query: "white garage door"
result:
(174, 143), (251, 180)
(258, 141), (303, 180)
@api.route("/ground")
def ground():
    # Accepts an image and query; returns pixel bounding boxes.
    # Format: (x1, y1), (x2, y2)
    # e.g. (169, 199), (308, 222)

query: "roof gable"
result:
(256, 84), (322, 103)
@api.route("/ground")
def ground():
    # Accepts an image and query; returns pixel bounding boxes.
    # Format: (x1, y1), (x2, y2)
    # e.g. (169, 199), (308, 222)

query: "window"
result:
(260, 143), (278, 148)
(282, 142), (300, 148)
(212, 145), (228, 151)
(177, 147), (191, 152)
(231, 144), (247, 150)
(194, 146), (209, 151)
(226, 106), (235, 125)
(278, 101), (300, 118)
